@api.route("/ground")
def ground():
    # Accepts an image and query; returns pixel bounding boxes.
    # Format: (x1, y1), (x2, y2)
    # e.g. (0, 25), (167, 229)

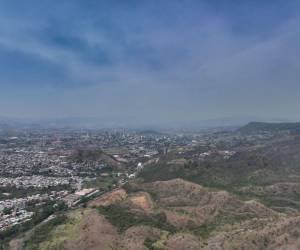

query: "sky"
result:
(0, 0), (300, 126)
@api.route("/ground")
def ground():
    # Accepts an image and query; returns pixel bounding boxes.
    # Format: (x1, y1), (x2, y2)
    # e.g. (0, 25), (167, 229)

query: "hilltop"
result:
(12, 179), (299, 250)
(139, 133), (300, 213)
(239, 122), (300, 134)
(4, 126), (300, 249)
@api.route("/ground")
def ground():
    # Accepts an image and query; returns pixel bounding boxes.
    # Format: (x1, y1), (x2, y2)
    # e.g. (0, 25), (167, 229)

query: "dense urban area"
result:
(1, 122), (300, 249)
(0, 126), (265, 231)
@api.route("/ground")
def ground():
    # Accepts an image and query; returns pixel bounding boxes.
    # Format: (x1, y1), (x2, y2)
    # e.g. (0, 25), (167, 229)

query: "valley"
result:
(3, 122), (300, 249)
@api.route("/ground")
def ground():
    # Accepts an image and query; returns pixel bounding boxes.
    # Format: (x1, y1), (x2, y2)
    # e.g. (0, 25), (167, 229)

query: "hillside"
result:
(11, 179), (300, 250)
(69, 148), (121, 168)
(139, 134), (300, 212)
(239, 122), (300, 134)
(6, 132), (300, 249)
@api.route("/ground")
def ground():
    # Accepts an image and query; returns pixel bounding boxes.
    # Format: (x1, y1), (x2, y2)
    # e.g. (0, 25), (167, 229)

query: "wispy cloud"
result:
(0, 0), (299, 122)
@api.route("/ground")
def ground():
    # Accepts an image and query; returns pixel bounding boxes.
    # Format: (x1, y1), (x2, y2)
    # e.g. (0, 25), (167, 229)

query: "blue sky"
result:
(0, 0), (300, 124)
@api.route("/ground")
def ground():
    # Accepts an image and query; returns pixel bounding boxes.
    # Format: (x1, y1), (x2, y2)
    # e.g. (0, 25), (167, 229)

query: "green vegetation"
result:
(191, 211), (255, 239)
(70, 148), (120, 167)
(122, 182), (141, 193)
(152, 231), (170, 249)
(144, 232), (169, 250)
(139, 145), (300, 193)
(257, 196), (300, 212)
(239, 122), (300, 134)
(3, 207), (12, 215)
(24, 215), (68, 250)
(22, 209), (89, 250)
(193, 223), (216, 239)
(71, 148), (104, 163)
(0, 201), (67, 245)
(144, 237), (157, 250)
(84, 174), (117, 191)
(98, 205), (176, 233)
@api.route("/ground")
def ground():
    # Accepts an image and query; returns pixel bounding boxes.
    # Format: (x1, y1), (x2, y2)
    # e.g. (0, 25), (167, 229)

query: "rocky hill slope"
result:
(11, 179), (300, 250)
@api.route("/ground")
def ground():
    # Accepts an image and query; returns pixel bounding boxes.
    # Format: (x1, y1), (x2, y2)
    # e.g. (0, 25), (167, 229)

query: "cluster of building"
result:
(62, 188), (99, 207)
(0, 210), (34, 231)
(0, 175), (70, 189)
(0, 126), (277, 232)
(0, 188), (98, 230)
(199, 150), (236, 160)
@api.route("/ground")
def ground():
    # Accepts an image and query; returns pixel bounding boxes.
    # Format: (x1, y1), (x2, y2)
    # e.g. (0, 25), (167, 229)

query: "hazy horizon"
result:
(1, 0), (300, 123)
(0, 115), (299, 131)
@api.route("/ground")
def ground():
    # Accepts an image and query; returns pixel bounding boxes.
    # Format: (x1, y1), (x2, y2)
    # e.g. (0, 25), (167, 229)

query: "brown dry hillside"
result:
(204, 216), (300, 250)
(16, 179), (300, 250)
(136, 179), (277, 229)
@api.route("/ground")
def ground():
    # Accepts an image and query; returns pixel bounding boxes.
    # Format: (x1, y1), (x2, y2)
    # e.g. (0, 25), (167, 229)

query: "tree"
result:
(3, 207), (12, 215)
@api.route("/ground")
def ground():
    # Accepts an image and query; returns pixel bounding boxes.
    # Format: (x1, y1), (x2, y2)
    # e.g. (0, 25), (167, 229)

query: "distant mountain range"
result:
(0, 116), (297, 131)
(239, 122), (300, 134)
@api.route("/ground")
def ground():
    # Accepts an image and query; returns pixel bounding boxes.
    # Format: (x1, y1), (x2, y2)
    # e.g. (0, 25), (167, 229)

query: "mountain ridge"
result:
(239, 121), (300, 134)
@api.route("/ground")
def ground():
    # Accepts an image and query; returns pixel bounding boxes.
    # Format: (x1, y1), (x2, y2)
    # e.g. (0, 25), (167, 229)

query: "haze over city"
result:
(0, 0), (300, 126)
(3, 1), (300, 249)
